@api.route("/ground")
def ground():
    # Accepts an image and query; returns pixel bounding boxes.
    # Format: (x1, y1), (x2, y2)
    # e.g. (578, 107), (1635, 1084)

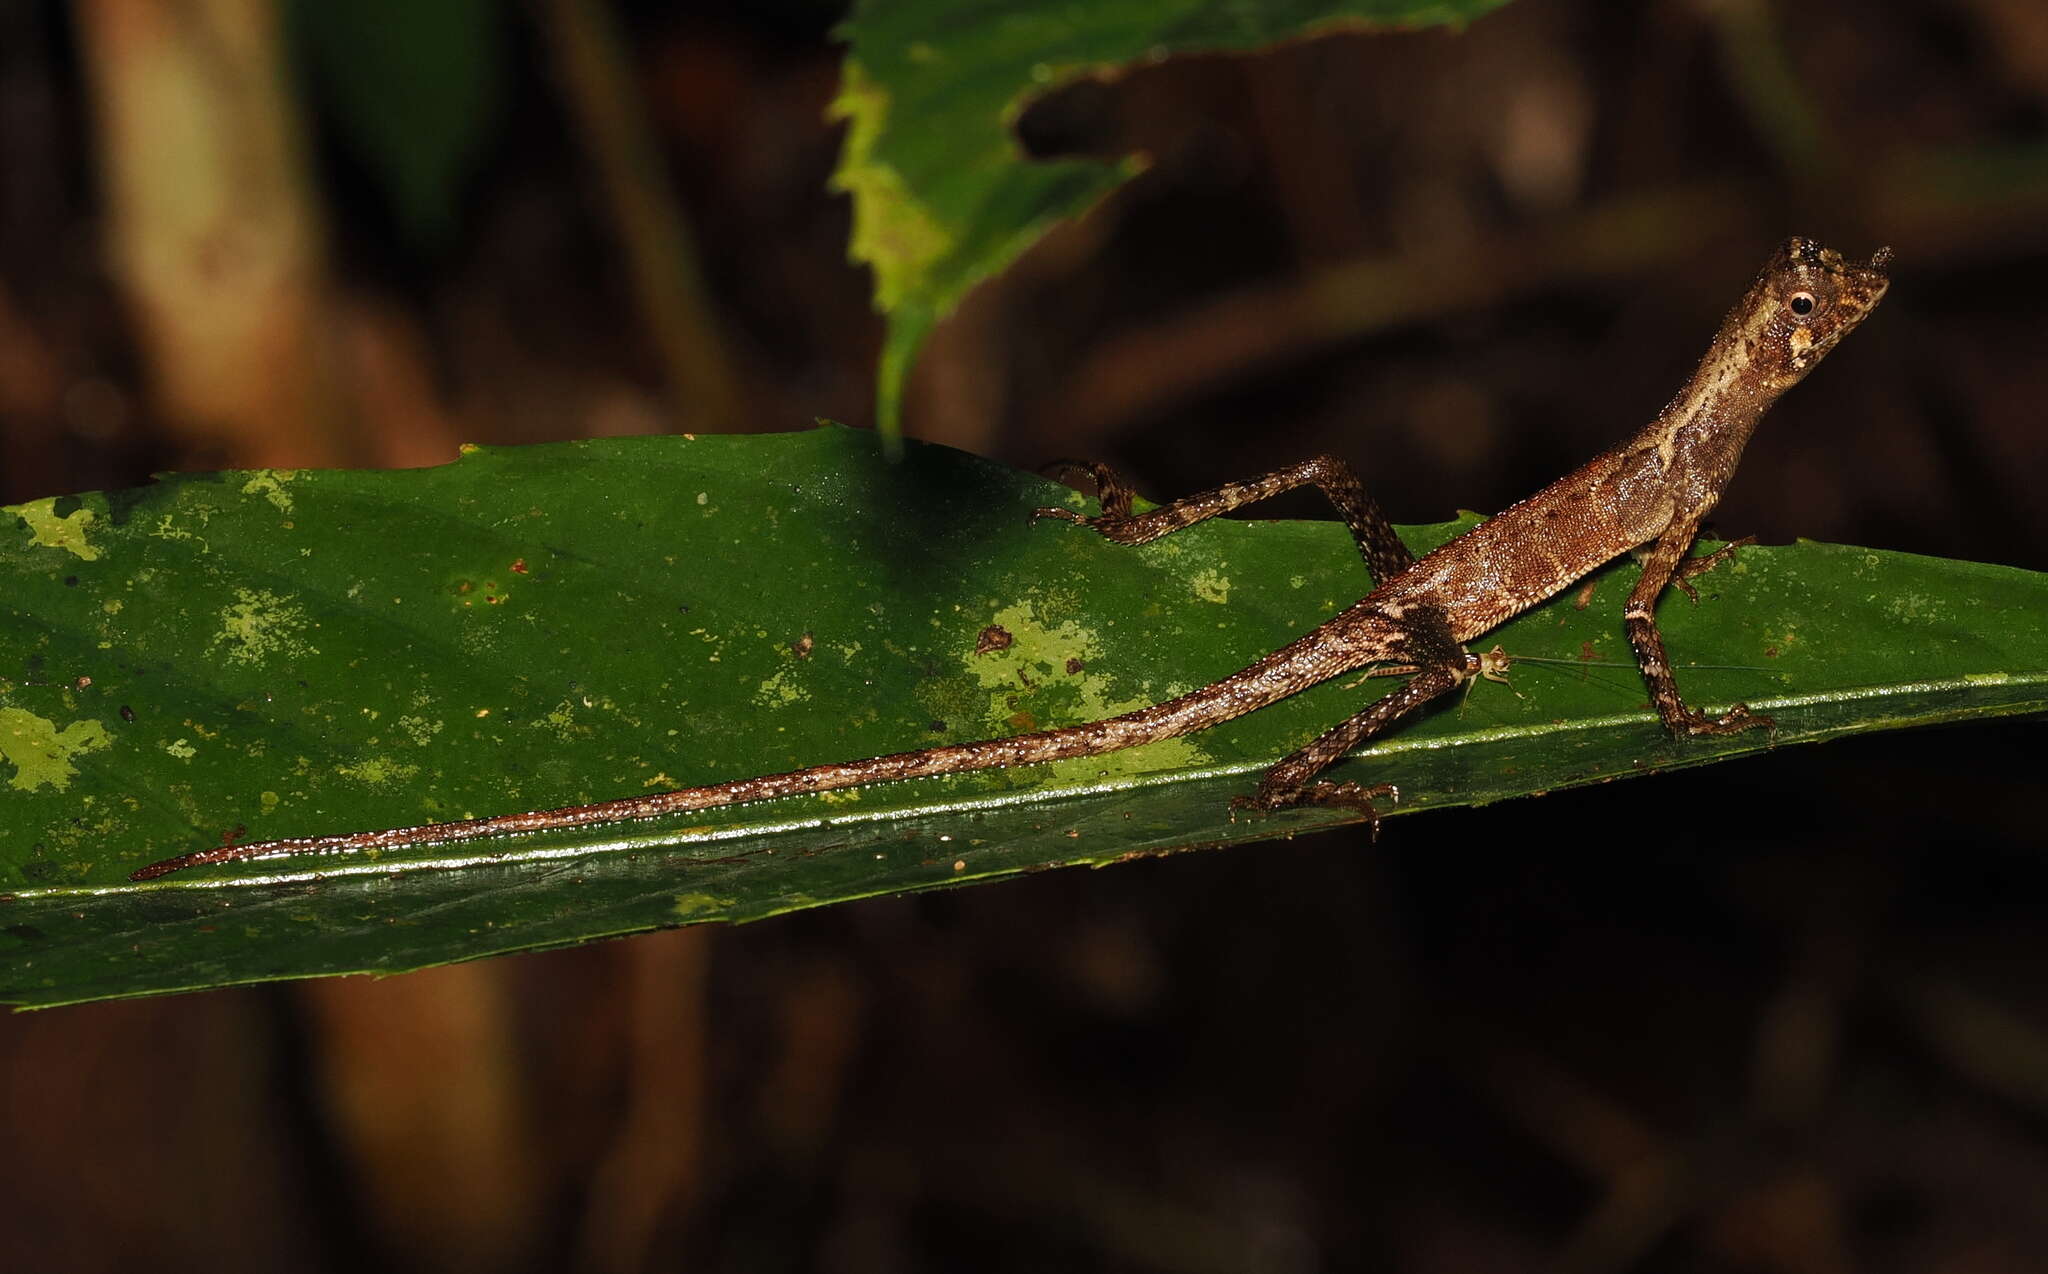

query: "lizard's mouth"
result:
(1831, 247), (1892, 316)
(1796, 238), (1891, 305)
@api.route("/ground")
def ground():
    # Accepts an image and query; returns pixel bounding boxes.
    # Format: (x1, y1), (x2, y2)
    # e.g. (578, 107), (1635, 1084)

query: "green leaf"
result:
(3, 428), (2043, 1007)
(290, 0), (506, 246)
(829, 0), (1514, 433)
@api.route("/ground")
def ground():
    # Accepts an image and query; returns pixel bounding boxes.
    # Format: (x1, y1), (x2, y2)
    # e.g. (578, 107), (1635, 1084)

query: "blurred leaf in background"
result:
(290, 0), (507, 248)
(830, 0), (1513, 434)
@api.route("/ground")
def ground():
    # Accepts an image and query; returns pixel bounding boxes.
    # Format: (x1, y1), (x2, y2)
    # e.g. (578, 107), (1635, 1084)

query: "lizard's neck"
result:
(1638, 299), (1785, 493)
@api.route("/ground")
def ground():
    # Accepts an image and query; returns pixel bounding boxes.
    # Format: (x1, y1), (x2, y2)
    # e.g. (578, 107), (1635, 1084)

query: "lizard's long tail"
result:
(129, 612), (1389, 880)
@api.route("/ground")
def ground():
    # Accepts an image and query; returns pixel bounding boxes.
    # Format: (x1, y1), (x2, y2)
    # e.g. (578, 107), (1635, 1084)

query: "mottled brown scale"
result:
(129, 240), (1890, 881)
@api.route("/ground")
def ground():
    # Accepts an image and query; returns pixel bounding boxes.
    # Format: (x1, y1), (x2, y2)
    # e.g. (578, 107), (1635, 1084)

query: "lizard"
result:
(129, 237), (1891, 881)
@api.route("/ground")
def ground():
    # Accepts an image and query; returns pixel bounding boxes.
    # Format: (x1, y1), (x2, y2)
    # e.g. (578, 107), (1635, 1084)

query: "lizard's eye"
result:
(1789, 292), (1816, 317)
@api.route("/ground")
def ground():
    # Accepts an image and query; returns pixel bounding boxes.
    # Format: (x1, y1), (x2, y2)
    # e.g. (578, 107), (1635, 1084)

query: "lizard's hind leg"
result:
(1236, 621), (1470, 837)
(1035, 455), (1415, 586)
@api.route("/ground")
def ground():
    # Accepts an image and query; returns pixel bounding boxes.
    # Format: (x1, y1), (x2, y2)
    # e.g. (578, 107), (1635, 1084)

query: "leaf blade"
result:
(3, 428), (2043, 1006)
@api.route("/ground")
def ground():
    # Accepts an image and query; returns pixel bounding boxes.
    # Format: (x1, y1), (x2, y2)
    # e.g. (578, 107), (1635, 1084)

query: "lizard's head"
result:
(1742, 237), (1890, 389)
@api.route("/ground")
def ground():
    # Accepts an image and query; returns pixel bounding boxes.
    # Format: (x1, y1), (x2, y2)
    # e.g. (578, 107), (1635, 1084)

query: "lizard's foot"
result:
(1470, 645), (1514, 685)
(1233, 781), (1399, 840)
(1675, 702), (1774, 736)
(1030, 503), (1160, 545)
(1032, 458), (1138, 522)
(1673, 535), (1757, 603)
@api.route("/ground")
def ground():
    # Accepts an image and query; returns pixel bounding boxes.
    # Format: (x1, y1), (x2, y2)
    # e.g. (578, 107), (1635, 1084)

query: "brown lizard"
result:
(129, 238), (1890, 881)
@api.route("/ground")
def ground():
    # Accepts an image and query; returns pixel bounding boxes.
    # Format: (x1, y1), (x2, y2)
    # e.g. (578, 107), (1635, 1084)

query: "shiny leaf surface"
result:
(3, 427), (2042, 1006)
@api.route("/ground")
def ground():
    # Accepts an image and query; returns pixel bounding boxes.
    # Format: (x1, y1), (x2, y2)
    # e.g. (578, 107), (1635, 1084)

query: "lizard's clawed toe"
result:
(1030, 505), (1089, 526)
(1235, 780), (1398, 839)
(1680, 703), (1775, 736)
(1040, 458), (1138, 520)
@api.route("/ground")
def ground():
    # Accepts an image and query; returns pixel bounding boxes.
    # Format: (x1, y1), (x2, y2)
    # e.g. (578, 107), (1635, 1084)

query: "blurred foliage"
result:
(830, 0), (1513, 433)
(289, 0), (507, 247)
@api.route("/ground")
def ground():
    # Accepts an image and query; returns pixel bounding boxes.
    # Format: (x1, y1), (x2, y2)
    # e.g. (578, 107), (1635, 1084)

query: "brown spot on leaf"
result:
(1065, 657), (1085, 675)
(793, 632), (814, 659)
(975, 624), (1013, 655)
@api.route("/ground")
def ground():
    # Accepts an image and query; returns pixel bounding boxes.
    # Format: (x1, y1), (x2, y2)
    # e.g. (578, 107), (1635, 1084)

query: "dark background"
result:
(3, 1), (2045, 1270)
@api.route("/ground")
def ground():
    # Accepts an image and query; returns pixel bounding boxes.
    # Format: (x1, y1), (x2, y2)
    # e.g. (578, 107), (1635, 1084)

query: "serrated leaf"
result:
(2, 427), (2043, 1007)
(829, 0), (1514, 432)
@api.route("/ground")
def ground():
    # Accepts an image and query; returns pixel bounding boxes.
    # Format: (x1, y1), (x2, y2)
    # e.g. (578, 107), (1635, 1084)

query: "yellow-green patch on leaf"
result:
(210, 588), (318, 666)
(9, 498), (101, 561)
(827, 59), (952, 312)
(0, 709), (112, 792)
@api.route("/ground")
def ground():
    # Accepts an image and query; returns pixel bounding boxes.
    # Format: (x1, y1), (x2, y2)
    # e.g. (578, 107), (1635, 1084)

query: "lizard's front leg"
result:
(1671, 535), (1756, 603)
(1034, 455), (1416, 586)
(1626, 520), (1772, 737)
